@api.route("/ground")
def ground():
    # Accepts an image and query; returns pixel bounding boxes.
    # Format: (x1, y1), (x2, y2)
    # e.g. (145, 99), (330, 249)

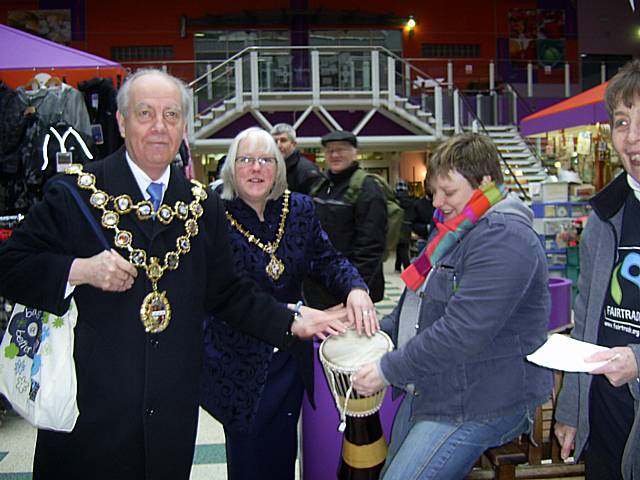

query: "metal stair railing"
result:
(491, 82), (548, 186)
(468, 80), (547, 162)
(187, 45), (446, 140)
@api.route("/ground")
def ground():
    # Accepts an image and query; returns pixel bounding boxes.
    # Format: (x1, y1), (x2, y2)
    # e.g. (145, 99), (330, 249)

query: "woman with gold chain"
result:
(200, 127), (378, 480)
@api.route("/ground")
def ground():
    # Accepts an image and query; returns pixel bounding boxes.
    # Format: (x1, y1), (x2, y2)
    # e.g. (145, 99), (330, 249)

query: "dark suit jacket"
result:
(0, 147), (294, 480)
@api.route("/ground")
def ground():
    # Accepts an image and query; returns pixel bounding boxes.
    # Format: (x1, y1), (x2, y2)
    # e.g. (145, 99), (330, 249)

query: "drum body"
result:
(319, 330), (395, 479)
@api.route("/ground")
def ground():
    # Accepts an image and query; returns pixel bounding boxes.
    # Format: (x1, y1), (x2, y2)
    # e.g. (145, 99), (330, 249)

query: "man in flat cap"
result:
(304, 130), (388, 310)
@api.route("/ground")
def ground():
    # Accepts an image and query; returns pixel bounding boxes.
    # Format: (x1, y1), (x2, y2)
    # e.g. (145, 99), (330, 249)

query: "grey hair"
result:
(270, 123), (297, 142)
(605, 59), (640, 121)
(220, 127), (288, 201)
(116, 68), (191, 120)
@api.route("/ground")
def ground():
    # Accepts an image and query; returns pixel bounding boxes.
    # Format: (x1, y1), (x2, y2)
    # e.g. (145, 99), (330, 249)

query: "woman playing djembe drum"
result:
(199, 127), (378, 480)
(353, 133), (554, 479)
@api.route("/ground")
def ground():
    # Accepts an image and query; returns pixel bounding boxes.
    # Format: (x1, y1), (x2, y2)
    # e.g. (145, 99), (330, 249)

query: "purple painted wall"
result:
(209, 110), (415, 139)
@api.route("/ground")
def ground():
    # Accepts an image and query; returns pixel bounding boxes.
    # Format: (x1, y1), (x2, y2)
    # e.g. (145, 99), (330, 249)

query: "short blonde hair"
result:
(220, 127), (288, 201)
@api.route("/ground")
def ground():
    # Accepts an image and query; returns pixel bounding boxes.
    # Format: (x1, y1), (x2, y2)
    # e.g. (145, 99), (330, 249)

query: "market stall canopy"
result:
(520, 82), (609, 137)
(0, 23), (126, 88)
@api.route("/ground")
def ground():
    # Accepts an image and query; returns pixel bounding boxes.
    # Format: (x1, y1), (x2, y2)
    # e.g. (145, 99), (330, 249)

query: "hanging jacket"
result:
(16, 84), (91, 136)
(77, 77), (122, 159)
(0, 82), (28, 177)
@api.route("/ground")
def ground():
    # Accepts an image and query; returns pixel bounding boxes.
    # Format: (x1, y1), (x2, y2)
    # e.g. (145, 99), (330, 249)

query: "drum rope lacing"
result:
(327, 368), (354, 433)
(320, 329), (394, 432)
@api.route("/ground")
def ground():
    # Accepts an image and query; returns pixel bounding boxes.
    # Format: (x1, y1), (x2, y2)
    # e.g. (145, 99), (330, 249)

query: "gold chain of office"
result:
(65, 163), (208, 334)
(224, 190), (290, 281)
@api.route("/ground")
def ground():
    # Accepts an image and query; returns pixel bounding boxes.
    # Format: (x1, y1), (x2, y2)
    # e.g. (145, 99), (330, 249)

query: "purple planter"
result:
(301, 341), (403, 480)
(548, 277), (572, 332)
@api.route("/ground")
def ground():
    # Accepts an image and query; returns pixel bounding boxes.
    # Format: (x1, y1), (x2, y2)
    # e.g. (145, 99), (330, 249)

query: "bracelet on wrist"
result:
(285, 301), (304, 342)
(293, 300), (303, 322)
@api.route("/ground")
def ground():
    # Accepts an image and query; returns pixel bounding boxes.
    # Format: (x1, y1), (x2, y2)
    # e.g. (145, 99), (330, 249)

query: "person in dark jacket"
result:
(353, 133), (552, 479)
(0, 69), (347, 480)
(411, 180), (435, 240)
(304, 130), (388, 307)
(201, 127), (378, 480)
(411, 183), (435, 255)
(394, 180), (414, 271)
(271, 123), (324, 194)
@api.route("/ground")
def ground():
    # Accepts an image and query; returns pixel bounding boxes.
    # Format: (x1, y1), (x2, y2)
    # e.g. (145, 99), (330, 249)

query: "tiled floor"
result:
(0, 261), (405, 480)
(0, 406), (230, 480)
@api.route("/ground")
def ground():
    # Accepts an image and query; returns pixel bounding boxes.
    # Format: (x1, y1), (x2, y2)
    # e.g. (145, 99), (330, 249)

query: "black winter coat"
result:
(412, 195), (435, 239)
(305, 162), (387, 305)
(284, 149), (324, 195)
(395, 190), (415, 244)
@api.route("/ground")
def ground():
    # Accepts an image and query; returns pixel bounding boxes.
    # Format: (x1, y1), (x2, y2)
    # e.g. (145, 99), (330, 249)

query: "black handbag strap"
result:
(50, 179), (110, 250)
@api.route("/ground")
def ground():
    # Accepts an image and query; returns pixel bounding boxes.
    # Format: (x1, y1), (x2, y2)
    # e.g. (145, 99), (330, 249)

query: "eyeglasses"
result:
(235, 156), (276, 168)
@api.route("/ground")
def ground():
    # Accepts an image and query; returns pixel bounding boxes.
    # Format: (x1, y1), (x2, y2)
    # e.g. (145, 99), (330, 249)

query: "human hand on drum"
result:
(290, 305), (348, 340)
(352, 361), (388, 397)
(345, 288), (379, 337)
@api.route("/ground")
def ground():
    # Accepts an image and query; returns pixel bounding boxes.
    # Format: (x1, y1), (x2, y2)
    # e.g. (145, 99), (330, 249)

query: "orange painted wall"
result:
(0, 0), (578, 86)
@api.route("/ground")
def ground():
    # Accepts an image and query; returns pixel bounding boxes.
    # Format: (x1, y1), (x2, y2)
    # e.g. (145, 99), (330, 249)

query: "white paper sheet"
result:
(526, 334), (611, 372)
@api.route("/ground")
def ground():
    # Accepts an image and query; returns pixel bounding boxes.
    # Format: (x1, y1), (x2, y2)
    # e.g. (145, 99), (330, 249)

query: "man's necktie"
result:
(146, 182), (163, 212)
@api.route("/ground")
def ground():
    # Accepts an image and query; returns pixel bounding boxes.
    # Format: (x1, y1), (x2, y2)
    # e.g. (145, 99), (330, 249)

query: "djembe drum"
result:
(319, 329), (394, 479)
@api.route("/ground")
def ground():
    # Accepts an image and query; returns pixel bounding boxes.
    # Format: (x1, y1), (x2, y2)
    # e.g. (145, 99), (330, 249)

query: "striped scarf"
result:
(400, 182), (506, 291)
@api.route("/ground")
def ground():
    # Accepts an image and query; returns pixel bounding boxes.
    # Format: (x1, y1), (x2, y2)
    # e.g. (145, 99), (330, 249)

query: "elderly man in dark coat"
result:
(271, 122), (324, 195)
(0, 69), (345, 480)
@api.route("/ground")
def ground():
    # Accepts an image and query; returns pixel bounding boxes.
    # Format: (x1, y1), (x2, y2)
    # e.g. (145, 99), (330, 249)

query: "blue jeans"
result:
(381, 396), (533, 480)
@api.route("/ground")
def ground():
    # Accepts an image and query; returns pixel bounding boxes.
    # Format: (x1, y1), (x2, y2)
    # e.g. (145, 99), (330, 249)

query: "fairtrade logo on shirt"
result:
(607, 251), (640, 338)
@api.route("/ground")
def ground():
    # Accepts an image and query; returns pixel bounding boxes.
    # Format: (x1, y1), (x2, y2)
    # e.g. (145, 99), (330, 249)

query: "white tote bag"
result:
(0, 299), (79, 431)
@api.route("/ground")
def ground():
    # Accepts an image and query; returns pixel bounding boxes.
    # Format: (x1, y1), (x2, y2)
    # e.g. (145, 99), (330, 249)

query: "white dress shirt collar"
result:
(125, 152), (171, 202)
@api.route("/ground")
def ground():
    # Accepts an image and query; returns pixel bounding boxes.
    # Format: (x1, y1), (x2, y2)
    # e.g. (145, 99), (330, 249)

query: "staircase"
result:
(483, 125), (548, 198)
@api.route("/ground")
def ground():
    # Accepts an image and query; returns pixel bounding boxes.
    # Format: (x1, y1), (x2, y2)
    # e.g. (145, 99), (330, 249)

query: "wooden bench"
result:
(466, 372), (585, 479)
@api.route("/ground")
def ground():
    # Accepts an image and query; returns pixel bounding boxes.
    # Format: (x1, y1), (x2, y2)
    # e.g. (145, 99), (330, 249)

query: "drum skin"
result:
(319, 330), (393, 418)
